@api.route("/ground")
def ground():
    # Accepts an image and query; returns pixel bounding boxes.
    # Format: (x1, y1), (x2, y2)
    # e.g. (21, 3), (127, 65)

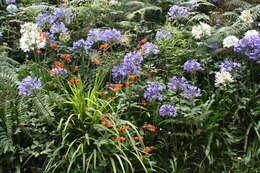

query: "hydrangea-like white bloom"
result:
(192, 22), (211, 39)
(215, 71), (234, 86)
(239, 10), (253, 24)
(223, 35), (239, 48)
(244, 30), (259, 36)
(19, 23), (47, 52)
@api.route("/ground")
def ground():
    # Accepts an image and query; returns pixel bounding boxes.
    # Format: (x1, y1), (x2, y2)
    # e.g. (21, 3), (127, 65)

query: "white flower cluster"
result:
(239, 10), (253, 24)
(223, 35), (239, 48)
(192, 22), (212, 40)
(215, 71), (234, 86)
(19, 23), (47, 52)
(244, 30), (259, 36)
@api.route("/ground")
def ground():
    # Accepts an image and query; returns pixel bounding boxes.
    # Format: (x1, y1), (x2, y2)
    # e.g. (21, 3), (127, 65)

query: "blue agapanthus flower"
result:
(141, 42), (160, 55)
(155, 29), (173, 39)
(51, 7), (73, 24)
(112, 62), (142, 81)
(219, 60), (241, 72)
(168, 76), (188, 91)
(234, 34), (260, 63)
(168, 5), (188, 18)
(18, 77), (42, 96)
(101, 28), (123, 43)
(49, 68), (68, 76)
(183, 84), (201, 99)
(0, 32), (3, 37)
(160, 104), (177, 117)
(144, 82), (165, 101)
(5, 0), (16, 4)
(183, 59), (202, 72)
(50, 22), (68, 34)
(124, 51), (143, 64)
(36, 13), (50, 28)
(6, 4), (18, 14)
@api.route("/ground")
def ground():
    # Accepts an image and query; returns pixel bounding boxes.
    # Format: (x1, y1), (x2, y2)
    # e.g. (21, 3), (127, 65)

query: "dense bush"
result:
(0, 0), (259, 172)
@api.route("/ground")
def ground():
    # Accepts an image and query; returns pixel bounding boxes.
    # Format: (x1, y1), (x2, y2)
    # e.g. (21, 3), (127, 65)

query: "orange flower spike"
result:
(54, 61), (65, 68)
(97, 91), (109, 96)
(142, 124), (157, 132)
(69, 78), (80, 86)
(74, 66), (79, 70)
(48, 70), (57, 75)
(114, 84), (123, 88)
(101, 121), (113, 126)
(140, 38), (148, 45)
(35, 49), (43, 54)
(119, 125), (130, 131)
(91, 57), (101, 64)
(60, 54), (71, 62)
(48, 43), (59, 48)
(107, 96), (116, 101)
(115, 136), (126, 142)
(141, 146), (155, 153)
(128, 75), (137, 80)
(99, 43), (110, 50)
(134, 136), (144, 141)
(141, 99), (147, 106)
(124, 81), (133, 86)
(101, 113), (111, 120)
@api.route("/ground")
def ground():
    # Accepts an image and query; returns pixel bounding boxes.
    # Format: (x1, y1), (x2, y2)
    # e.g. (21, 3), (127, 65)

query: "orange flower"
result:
(60, 54), (71, 62)
(48, 70), (57, 75)
(48, 43), (59, 48)
(101, 113), (111, 120)
(115, 136), (126, 142)
(47, 81), (53, 86)
(101, 121), (113, 126)
(124, 81), (132, 86)
(141, 99), (147, 106)
(74, 66), (79, 70)
(107, 96), (116, 101)
(141, 124), (157, 132)
(35, 49), (43, 54)
(54, 61), (65, 68)
(218, 8), (224, 14)
(97, 91), (109, 96)
(69, 78), (80, 86)
(128, 75), (137, 80)
(91, 57), (100, 64)
(134, 136), (144, 141)
(113, 84), (123, 92)
(141, 146), (155, 153)
(141, 47), (145, 52)
(140, 38), (148, 45)
(99, 43), (109, 50)
(119, 125), (130, 131)
(39, 32), (48, 40)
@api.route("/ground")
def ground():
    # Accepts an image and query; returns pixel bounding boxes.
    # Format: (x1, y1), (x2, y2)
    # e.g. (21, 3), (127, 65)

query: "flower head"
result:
(159, 104), (177, 117)
(48, 68), (68, 76)
(5, 0), (16, 4)
(168, 5), (188, 19)
(141, 42), (160, 55)
(219, 60), (241, 72)
(223, 35), (239, 48)
(215, 71), (234, 86)
(36, 13), (50, 28)
(183, 59), (202, 72)
(124, 51), (143, 64)
(168, 76), (188, 91)
(50, 22), (68, 34)
(51, 7), (73, 24)
(183, 84), (201, 99)
(192, 22), (211, 39)
(155, 29), (173, 39)
(115, 136), (126, 142)
(244, 30), (259, 37)
(6, 4), (17, 14)
(144, 82), (165, 101)
(240, 10), (253, 24)
(18, 77), (42, 96)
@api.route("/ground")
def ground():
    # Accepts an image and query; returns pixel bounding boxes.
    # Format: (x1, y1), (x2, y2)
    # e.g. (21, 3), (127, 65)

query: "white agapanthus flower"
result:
(215, 71), (234, 86)
(239, 10), (253, 24)
(109, 0), (119, 5)
(19, 23), (47, 52)
(244, 30), (259, 36)
(223, 35), (239, 48)
(192, 22), (212, 40)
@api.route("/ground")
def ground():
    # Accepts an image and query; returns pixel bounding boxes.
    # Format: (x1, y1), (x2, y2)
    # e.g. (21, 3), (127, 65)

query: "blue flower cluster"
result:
(219, 60), (241, 72)
(6, 4), (17, 14)
(168, 76), (201, 99)
(159, 104), (176, 117)
(36, 7), (73, 38)
(5, 0), (16, 4)
(168, 5), (188, 18)
(183, 59), (202, 72)
(73, 28), (122, 50)
(234, 34), (260, 63)
(18, 77), (42, 96)
(144, 82), (165, 101)
(50, 68), (68, 76)
(112, 51), (143, 81)
(141, 42), (160, 55)
(155, 29), (173, 39)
